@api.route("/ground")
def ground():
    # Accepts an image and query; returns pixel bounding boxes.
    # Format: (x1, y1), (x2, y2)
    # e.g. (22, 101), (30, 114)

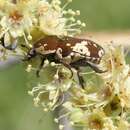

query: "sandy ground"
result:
(79, 31), (130, 46)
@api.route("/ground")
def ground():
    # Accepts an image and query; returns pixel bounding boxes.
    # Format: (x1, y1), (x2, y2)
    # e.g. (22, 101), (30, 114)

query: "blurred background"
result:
(74, 0), (130, 31)
(0, 0), (130, 130)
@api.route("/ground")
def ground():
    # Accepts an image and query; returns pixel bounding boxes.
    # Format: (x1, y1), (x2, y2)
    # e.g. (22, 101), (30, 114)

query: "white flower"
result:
(39, 8), (66, 36)
(119, 75), (130, 108)
(0, 0), (38, 48)
(0, 3), (33, 38)
(38, 0), (85, 36)
(28, 64), (73, 110)
(100, 45), (127, 80)
(0, 0), (7, 17)
(0, 0), (85, 50)
(63, 101), (84, 123)
(117, 118), (130, 130)
(82, 109), (106, 130)
(103, 118), (117, 130)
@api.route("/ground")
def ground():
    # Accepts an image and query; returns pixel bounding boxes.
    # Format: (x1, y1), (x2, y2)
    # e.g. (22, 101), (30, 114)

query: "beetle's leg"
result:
(55, 48), (73, 78)
(71, 65), (85, 89)
(71, 59), (106, 73)
(21, 44), (37, 61)
(0, 36), (5, 47)
(77, 70), (85, 89)
(22, 53), (35, 61)
(36, 57), (45, 77)
(86, 61), (107, 73)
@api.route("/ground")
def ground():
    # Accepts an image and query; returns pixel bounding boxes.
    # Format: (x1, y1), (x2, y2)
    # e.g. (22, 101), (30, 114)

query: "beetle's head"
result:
(27, 48), (36, 59)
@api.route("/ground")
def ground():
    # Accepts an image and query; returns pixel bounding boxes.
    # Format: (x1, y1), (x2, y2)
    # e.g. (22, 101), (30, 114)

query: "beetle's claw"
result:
(79, 79), (85, 89)
(22, 56), (32, 61)
(36, 70), (40, 77)
(77, 71), (85, 89)
(69, 69), (73, 79)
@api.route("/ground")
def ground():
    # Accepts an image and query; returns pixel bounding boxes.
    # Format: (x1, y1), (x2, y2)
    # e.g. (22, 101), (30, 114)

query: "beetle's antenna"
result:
(21, 44), (30, 50)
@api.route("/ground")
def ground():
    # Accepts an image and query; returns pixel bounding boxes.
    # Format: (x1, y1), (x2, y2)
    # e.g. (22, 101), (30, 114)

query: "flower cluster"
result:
(28, 44), (130, 130)
(28, 62), (73, 111)
(62, 45), (130, 130)
(0, 1), (130, 130)
(0, 0), (85, 52)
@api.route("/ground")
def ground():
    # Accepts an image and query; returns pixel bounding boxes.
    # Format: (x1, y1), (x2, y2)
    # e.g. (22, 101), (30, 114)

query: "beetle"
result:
(24, 35), (105, 88)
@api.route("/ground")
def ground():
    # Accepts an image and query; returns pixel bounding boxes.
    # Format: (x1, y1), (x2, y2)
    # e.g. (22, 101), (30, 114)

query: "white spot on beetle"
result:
(91, 57), (97, 62)
(81, 41), (88, 45)
(70, 52), (74, 56)
(72, 42), (90, 56)
(86, 57), (91, 60)
(86, 50), (90, 56)
(44, 44), (47, 47)
(56, 48), (63, 59)
(98, 49), (104, 57)
(93, 43), (97, 47)
(36, 46), (56, 54)
(44, 50), (56, 54)
(36, 46), (44, 53)
(66, 43), (71, 47)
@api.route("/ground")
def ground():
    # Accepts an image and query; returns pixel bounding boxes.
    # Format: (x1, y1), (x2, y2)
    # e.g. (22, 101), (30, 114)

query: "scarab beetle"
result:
(22, 35), (105, 88)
